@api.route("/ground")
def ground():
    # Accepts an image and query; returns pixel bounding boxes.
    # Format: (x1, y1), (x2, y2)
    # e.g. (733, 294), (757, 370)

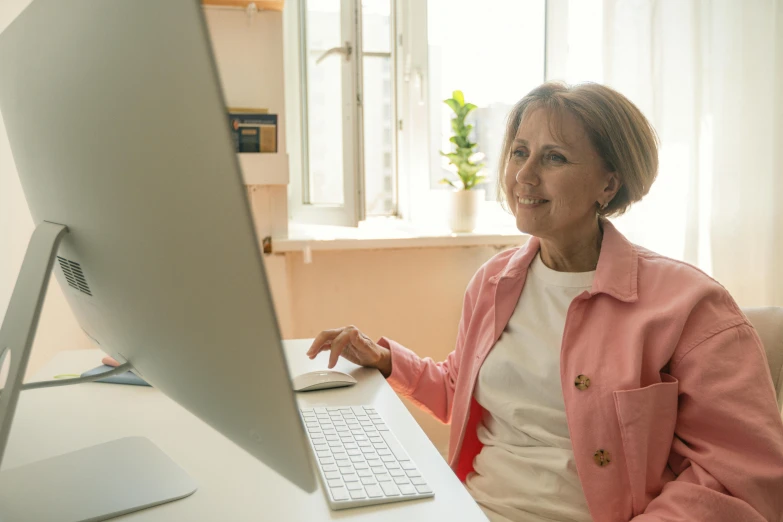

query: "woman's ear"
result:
(604, 171), (621, 201)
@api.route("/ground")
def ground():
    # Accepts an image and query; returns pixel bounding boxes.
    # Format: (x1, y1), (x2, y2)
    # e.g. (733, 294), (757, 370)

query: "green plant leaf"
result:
(439, 177), (459, 189)
(464, 102), (477, 114)
(444, 98), (460, 115)
(453, 90), (465, 106)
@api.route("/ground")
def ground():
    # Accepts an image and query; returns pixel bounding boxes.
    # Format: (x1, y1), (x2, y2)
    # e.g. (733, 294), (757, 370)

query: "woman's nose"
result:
(515, 160), (539, 185)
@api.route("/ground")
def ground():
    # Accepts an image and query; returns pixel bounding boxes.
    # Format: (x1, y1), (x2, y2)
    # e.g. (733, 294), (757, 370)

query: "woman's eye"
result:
(548, 153), (566, 163)
(513, 149), (527, 158)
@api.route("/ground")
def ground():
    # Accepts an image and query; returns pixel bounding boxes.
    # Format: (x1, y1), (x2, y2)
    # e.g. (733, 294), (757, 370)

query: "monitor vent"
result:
(57, 257), (93, 296)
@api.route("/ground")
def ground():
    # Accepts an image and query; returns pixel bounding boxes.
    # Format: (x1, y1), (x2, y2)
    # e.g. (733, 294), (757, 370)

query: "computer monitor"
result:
(0, 0), (315, 518)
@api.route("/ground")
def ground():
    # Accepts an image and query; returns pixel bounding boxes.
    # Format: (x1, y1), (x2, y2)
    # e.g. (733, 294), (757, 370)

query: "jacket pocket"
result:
(613, 373), (679, 516)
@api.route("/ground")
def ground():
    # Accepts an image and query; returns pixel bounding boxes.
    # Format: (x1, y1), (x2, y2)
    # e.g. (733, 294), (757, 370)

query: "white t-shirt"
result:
(465, 253), (595, 522)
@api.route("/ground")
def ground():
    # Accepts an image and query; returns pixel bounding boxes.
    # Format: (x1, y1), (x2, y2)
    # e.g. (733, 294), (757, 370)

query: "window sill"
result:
(271, 219), (528, 253)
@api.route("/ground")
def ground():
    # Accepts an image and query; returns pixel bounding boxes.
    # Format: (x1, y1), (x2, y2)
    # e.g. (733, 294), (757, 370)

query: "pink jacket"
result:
(379, 219), (783, 522)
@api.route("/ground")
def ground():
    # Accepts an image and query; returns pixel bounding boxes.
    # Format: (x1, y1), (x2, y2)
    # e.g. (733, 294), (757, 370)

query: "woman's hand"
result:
(306, 326), (392, 378)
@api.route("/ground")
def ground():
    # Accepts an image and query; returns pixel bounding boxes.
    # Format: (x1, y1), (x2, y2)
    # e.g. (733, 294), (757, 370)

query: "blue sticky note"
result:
(81, 365), (151, 387)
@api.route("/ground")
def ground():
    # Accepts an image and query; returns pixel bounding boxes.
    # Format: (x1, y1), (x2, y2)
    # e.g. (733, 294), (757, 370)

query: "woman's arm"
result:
(633, 322), (783, 521)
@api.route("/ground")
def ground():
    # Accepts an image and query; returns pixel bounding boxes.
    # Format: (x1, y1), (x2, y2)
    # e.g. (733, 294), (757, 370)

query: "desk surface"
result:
(5, 341), (487, 521)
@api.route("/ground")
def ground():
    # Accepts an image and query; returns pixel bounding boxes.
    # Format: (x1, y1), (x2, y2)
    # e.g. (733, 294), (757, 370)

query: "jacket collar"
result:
(490, 219), (638, 303)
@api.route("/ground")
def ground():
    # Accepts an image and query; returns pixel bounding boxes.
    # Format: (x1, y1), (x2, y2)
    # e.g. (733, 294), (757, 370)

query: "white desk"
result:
(4, 341), (488, 521)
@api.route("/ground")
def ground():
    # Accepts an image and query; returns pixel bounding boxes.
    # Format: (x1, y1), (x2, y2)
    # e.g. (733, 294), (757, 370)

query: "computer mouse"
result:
(292, 369), (358, 392)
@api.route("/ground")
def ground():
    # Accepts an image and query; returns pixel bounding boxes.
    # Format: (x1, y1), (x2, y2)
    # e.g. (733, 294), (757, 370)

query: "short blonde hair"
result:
(498, 82), (659, 217)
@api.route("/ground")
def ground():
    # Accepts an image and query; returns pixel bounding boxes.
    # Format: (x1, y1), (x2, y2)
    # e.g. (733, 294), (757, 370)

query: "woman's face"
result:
(504, 107), (619, 243)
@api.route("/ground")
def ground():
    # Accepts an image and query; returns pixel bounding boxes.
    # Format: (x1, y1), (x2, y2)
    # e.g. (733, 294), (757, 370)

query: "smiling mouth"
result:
(518, 197), (548, 205)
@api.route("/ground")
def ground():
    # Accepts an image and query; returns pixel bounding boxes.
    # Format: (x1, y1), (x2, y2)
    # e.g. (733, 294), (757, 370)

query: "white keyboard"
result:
(300, 406), (434, 510)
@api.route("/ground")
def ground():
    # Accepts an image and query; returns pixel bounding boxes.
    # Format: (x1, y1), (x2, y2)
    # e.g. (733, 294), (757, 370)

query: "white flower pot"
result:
(448, 189), (484, 233)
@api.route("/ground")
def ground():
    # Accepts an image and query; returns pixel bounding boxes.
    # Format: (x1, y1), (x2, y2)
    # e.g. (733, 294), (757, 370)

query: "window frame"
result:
(285, 0), (365, 227)
(287, 0), (565, 229)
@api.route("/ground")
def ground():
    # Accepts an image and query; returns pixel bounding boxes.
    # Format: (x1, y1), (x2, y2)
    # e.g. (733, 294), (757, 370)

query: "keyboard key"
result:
(325, 435), (340, 441)
(416, 484), (433, 494)
(365, 484), (384, 498)
(401, 461), (416, 470)
(316, 451), (330, 458)
(406, 469), (421, 477)
(353, 461), (369, 470)
(347, 449), (362, 456)
(384, 461), (400, 469)
(327, 479), (343, 488)
(343, 474), (359, 482)
(357, 469), (373, 477)
(350, 489), (367, 500)
(369, 436), (384, 443)
(372, 443), (386, 449)
(379, 482), (400, 496)
(360, 477), (377, 486)
(377, 449), (391, 456)
(313, 444), (329, 451)
(361, 447), (376, 454)
(389, 469), (406, 477)
(338, 466), (354, 475)
(324, 471), (341, 480)
(381, 455), (395, 463)
(331, 487), (349, 501)
(410, 477), (426, 486)
(328, 441), (342, 448)
(379, 431), (411, 461)
(346, 481), (363, 491)
(394, 476), (410, 485)
(399, 484), (417, 495)
(319, 457), (334, 465)
(350, 455), (365, 463)
(344, 443), (358, 450)
(322, 464), (338, 472)
(366, 459), (382, 467)
(376, 425), (389, 431)
(358, 441), (371, 447)
(376, 473), (392, 482)
(371, 466), (386, 474)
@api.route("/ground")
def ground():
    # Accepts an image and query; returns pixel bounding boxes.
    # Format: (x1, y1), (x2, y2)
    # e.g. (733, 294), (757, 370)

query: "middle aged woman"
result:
(306, 82), (783, 522)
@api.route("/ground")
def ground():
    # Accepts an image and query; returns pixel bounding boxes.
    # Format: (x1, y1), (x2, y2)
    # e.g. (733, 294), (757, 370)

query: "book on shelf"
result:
(228, 109), (277, 153)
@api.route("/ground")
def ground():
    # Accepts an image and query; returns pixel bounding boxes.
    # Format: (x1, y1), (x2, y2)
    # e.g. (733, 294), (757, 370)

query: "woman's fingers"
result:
(307, 328), (342, 358)
(328, 328), (355, 368)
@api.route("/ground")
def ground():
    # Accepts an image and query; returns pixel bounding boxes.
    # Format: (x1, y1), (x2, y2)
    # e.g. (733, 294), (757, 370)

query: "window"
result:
(286, 0), (396, 226)
(286, 0), (550, 227)
(427, 0), (545, 201)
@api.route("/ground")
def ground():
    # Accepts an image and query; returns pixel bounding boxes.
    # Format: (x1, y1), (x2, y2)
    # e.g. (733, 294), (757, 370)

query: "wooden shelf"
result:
(238, 153), (289, 185)
(202, 0), (284, 11)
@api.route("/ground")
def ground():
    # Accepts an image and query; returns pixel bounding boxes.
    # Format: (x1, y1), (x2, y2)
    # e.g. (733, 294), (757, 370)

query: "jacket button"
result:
(574, 374), (591, 390)
(593, 449), (612, 467)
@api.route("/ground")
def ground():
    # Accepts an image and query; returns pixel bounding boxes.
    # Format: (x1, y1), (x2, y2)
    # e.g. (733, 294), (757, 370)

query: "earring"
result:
(600, 202), (608, 211)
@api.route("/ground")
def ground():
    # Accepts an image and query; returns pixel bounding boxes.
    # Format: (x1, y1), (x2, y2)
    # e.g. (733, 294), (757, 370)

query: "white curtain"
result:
(560, 0), (783, 306)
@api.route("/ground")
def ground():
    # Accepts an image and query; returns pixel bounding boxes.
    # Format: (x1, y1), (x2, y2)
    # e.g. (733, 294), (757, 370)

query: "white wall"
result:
(0, 0), (94, 379)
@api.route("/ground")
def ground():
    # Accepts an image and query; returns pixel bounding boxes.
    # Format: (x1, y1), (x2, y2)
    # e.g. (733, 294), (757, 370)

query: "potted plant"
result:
(440, 90), (486, 233)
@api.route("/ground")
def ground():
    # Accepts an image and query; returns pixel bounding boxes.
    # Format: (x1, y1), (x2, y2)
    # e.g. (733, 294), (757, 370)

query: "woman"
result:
(307, 82), (783, 522)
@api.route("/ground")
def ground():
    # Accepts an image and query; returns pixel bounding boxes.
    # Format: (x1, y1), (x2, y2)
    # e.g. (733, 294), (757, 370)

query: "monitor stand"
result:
(0, 222), (197, 522)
